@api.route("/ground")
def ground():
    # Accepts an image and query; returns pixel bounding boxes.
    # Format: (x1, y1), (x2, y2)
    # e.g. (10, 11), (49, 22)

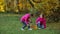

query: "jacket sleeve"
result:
(25, 16), (30, 25)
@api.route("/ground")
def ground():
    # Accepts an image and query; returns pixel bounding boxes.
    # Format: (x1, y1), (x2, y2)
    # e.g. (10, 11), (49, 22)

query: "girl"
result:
(36, 13), (46, 29)
(20, 13), (33, 30)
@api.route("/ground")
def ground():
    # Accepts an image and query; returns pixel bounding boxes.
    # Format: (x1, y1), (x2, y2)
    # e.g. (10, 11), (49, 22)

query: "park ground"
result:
(0, 14), (60, 34)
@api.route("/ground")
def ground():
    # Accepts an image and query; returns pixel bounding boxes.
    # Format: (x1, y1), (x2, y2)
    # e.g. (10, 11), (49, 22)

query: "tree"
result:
(16, 0), (20, 13)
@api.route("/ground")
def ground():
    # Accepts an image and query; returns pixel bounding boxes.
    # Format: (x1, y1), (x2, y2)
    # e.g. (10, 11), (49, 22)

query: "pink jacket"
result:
(20, 14), (30, 25)
(36, 17), (46, 28)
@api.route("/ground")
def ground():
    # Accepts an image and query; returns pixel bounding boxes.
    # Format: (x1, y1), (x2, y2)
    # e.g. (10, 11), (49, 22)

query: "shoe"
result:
(28, 28), (32, 30)
(21, 28), (24, 30)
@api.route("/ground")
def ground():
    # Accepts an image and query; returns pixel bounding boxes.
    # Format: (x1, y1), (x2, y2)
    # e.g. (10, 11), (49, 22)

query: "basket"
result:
(30, 25), (37, 30)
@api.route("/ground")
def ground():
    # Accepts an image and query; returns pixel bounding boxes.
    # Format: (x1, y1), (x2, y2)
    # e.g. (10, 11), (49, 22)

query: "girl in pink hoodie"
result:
(36, 14), (46, 29)
(20, 13), (33, 30)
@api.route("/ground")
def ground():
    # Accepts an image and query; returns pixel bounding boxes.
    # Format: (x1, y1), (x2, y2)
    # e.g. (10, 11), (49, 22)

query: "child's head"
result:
(39, 13), (44, 18)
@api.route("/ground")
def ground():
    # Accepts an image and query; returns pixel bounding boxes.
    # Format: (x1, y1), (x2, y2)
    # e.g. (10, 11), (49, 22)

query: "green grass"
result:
(0, 14), (60, 34)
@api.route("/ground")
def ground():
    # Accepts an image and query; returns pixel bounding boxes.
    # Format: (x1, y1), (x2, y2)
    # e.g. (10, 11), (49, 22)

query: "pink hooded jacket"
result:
(36, 17), (46, 28)
(20, 14), (30, 25)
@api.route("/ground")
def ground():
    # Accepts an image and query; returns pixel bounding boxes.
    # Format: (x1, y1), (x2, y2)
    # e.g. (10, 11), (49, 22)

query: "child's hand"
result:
(29, 19), (32, 23)
(27, 24), (29, 26)
(30, 21), (32, 23)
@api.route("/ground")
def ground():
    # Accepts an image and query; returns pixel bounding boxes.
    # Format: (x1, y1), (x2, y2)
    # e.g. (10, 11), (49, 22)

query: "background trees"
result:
(0, 0), (60, 22)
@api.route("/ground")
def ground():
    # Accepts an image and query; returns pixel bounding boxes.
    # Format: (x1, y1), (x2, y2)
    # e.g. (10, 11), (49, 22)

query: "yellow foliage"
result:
(0, 3), (5, 12)
(0, 0), (4, 2)
(0, 6), (4, 12)
(18, 3), (23, 9)
(0, 0), (59, 13)
(0, 0), (5, 12)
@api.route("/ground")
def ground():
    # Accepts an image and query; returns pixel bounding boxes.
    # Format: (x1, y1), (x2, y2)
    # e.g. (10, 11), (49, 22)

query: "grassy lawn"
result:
(0, 14), (60, 34)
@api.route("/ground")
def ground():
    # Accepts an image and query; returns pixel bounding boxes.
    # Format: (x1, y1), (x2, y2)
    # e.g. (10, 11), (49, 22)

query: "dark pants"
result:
(37, 22), (44, 29)
(22, 21), (30, 29)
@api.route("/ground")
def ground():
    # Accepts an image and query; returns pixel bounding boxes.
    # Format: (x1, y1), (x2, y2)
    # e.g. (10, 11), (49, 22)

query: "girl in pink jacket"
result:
(20, 13), (33, 30)
(36, 14), (46, 29)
